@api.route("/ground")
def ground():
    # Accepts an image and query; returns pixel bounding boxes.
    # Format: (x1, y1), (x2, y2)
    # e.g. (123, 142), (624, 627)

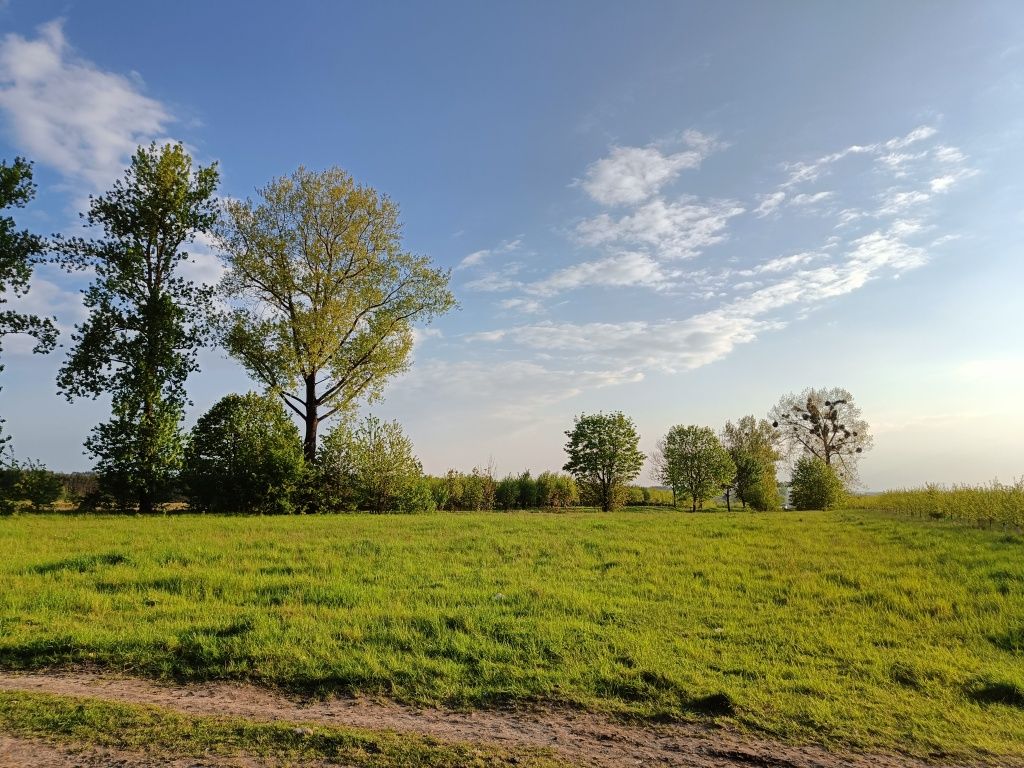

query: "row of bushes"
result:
(850, 480), (1024, 529)
(1, 393), (682, 515)
(0, 460), (65, 513)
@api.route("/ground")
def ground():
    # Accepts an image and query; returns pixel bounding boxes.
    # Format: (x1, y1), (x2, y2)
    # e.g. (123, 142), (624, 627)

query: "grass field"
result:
(0, 509), (1022, 760)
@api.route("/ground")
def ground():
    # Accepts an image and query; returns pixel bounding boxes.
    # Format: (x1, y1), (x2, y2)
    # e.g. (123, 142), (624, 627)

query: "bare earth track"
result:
(0, 671), (1006, 768)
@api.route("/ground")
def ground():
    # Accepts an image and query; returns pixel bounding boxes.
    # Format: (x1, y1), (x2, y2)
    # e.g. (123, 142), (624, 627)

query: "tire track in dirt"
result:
(0, 670), (1000, 768)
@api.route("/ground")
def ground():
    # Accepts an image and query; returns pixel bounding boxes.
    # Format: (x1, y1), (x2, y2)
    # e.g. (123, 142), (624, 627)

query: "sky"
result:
(0, 1), (1022, 490)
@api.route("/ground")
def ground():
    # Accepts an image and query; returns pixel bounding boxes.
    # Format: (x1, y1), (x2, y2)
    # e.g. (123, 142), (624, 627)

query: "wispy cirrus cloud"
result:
(456, 237), (522, 270)
(576, 197), (745, 259)
(0, 19), (174, 191)
(529, 251), (679, 296)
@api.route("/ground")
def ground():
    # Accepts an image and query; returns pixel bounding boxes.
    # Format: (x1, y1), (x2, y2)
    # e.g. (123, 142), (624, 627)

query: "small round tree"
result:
(183, 393), (303, 514)
(563, 412), (644, 512)
(789, 455), (845, 510)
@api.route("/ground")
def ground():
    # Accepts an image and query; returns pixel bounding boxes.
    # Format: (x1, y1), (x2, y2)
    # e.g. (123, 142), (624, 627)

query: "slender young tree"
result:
(721, 415), (781, 510)
(55, 143), (219, 513)
(0, 157), (58, 453)
(563, 411), (645, 512)
(216, 167), (455, 462)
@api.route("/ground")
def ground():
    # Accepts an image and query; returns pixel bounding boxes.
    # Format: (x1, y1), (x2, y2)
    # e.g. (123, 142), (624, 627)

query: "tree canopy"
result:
(55, 143), (220, 512)
(216, 166), (456, 462)
(790, 455), (845, 510)
(563, 411), (644, 512)
(721, 415), (781, 511)
(770, 387), (872, 482)
(183, 393), (304, 514)
(317, 415), (429, 513)
(654, 424), (735, 512)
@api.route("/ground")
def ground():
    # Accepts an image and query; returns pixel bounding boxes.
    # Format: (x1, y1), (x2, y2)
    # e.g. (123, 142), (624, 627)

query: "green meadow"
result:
(1, 509), (1022, 760)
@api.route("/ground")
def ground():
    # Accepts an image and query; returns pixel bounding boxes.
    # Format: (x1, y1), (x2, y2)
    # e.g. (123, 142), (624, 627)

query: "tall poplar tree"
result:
(56, 143), (219, 512)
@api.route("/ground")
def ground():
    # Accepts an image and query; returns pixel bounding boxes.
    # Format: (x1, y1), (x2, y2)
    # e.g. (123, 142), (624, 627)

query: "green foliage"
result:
(624, 486), (674, 506)
(721, 416), (781, 511)
(790, 456), (845, 510)
(536, 471), (579, 508)
(14, 459), (62, 512)
(0, 511), (1022, 758)
(0, 156), (58, 451)
(0, 458), (62, 513)
(851, 480), (1024, 529)
(54, 143), (219, 513)
(317, 416), (428, 513)
(563, 412), (644, 512)
(216, 167), (456, 462)
(183, 393), (304, 515)
(741, 469), (782, 512)
(654, 425), (736, 511)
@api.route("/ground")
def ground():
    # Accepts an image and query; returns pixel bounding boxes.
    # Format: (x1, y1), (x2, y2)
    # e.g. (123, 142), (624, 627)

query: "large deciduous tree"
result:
(55, 143), (219, 513)
(563, 411), (644, 512)
(0, 157), (57, 453)
(653, 425), (735, 512)
(769, 387), (872, 483)
(721, 415), (781, 511)
(216, 167), (455, 462)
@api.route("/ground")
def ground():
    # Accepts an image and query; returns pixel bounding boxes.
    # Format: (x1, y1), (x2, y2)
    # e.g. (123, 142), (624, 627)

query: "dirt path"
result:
(0, 670), (996, 768)
(0, 734), (314, 768)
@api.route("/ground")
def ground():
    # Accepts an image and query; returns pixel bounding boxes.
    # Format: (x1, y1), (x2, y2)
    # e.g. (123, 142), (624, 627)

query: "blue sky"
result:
(1, 1), (1022, 489)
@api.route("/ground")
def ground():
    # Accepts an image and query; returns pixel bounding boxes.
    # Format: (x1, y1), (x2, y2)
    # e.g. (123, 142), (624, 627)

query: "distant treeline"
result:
(0, 464), (676, 515)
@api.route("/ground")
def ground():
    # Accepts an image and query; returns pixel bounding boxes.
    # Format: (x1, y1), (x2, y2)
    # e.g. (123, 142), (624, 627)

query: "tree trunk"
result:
(303, 374), (318, 463)
(725, 489), (731, 512)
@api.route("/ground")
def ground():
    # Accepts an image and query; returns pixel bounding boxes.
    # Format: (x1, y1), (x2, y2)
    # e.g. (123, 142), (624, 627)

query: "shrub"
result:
(743, 469), (782, 511)
(790, 456), (845, 510)
(183, 393), (304, 514)
(318, 416), (430, 513)
(17, 459), (62, 511)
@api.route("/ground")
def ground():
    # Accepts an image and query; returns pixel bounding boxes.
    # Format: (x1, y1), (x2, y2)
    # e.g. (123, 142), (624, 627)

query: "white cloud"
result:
(470, 223), (927, 381)
(751, 252), (823, 274)
(1, 270), (85, 355)
(177, 231), (226, 287)
(579, 131), (720, 206)
(455, 238), (521, 270)
(0, 20), (173, 191)
(754, 191), (786, 217)
(576, 197), (744, 259)
(499, 297), (545, 315)
(468, 312), (777, 375)
(391, 359), (642, 422)
(464, 262), (524, 293)
(780, 126), (937, 191)
(883, 125), (938, 150)
(528, 251), (678, 296)
(790, 190), (834, 206)
(877, 188), (931, 216)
